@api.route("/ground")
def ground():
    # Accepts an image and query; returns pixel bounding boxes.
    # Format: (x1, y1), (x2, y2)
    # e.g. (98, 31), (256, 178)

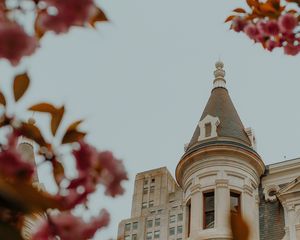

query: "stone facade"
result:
(117, 62), (300, 240)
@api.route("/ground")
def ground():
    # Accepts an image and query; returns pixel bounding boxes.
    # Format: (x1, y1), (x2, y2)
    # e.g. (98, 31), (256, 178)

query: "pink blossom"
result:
(36, 0), (97, 34)
(0, 149), (34, 180)
(264, 20), (280, 36)
(278, 13), (298, 33)
(232, 17), (247, 32)
(244, 24), (260, 41)
(257, 20), (267, 35)
(32, 211), (110, 240)
(73, 141), (97, 174)
(98, 151), (128, 197)
(284, 44), (300, 56)
(265, 40), (279, 52)
(0, 23), (37, 66)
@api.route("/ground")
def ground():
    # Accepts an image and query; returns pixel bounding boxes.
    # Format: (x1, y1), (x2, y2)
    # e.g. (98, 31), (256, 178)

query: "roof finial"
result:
(213, 60), (226, 89)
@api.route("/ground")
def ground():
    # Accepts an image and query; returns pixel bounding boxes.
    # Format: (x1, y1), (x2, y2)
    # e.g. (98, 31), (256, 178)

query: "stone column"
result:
(190, 185), (202, 238)
(215, 179), (230, 233)
(242, 183), (257, 240)
(286, 204), (296, 240)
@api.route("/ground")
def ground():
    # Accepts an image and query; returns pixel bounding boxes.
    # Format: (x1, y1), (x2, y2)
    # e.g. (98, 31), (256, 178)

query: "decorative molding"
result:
(263, 184), (280, 202)
(243, 184), (253, 196)
(215, 179), (229, 188)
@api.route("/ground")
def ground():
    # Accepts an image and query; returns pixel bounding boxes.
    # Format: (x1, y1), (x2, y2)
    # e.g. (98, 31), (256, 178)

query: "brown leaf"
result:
(52, 160), (65, 186)
(34, 11), (46, 39)
(62, 130), (86, 144)
(225, 15), (236, 23)
(28, 102), (57, 113)
(246, 0), (259, 7)
(51, 106), (64, 136)
(13, 73), (30, 102)
(233, 8), (246, 13)
(0, 222), (24, 240)
(19, 122), (47, 147)
(66, 120), (84, 132)
(0, 91), (6, 107)
(89, 7), (108, 27)
(230, 213), (250, 240)
(0, 179), (60, 214)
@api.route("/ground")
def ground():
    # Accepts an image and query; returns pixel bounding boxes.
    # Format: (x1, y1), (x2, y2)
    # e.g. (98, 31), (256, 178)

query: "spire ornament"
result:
(213, 60), (226, 89)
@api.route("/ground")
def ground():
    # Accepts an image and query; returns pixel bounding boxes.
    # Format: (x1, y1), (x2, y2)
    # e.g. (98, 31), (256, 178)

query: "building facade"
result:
(117, 61), (300, 240)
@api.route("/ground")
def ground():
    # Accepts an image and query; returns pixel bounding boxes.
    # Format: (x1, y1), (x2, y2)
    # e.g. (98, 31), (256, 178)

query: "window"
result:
(146, 232), (152, 240)
(125, 236), (130, 240)
(187, 201), (191, 237)
(125, 223), (131, 231)
(177, 226), (183, 234)
(150, 186), (155, 193)
(151, 178), (155, 183)
(177, 238), (182, 240)
(169, 227), (175, 236)
(147, 219), (153, 228)
(157, 209), (163, 214)
(142, 202), (147, 209)
(203, 191), (215, 229)
(150, 210), (156, 214)
(154, 230), (160, 239)
(143, 187), (148, 194)
(132, 222), (138, 230)
(177, 213), (183, 222)
(155, 218), (160, 227)
(169, 215), (176, 223)
(230, 192), (241, 214)
(149, 200), (154, 208)
(205, 123), (212, 137)
(132, 234), (137, 240)
(144, 179), (148, 185)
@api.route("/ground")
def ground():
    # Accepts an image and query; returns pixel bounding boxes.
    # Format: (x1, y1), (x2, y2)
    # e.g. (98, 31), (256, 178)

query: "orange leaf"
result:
(66, 120), (84, 132)
(34, 11), (46, 39)
(53, 160), (65, 186)
(19, 122), (47, 147)
(51, 106), (64, 136)
(225, 15), (236, 23)
(28, 102), (57, 113)
(13, 72), (30, 102)
(233, 8), (246, 13)
(260, 2), (277, 14)
(0, 91), (6, 107)
(62, 130), (86, 144)
(0, 178), (60, 214)
(89, 7), (108, 27)
(230, 213), (250, 240)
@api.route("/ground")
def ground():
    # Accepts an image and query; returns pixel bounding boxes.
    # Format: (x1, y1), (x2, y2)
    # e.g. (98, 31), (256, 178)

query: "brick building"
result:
(117, 61), (300, 240)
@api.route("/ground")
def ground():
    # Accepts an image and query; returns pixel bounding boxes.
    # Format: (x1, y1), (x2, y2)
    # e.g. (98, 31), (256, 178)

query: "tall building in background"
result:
(117, 62), (300, 240)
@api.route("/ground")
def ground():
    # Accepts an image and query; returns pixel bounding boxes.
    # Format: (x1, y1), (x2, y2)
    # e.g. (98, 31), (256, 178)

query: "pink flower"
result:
(257, 20), (267, 35)
(232, 17), (247, 32)
(284, 44), (300, 56)
(264, 20), (280, 36)
(73, 141), (97, 174)
(265, 40), (279, 51)
(32, 211), (110, 240)
(0, 23), (37, 66)
(98, 151), (128, 197)
(278, 13), (298, 33)
(0, 149), (34, 181)
(244, 24), (260, 41)
(36, 0), (97, 34)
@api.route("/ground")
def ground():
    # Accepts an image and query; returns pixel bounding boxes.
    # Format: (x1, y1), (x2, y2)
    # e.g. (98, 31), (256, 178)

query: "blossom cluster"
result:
(0, 0), (107, 65)
(232, 13), (300, 55)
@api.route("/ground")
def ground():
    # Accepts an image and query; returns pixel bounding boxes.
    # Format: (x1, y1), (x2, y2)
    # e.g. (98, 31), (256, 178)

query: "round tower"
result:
(176, 62), (265, 240)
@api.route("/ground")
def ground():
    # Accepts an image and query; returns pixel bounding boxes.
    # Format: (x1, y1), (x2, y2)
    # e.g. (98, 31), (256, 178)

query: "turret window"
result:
(230, 192), (241, 214)
(205, 123), (212, 137)
(203, 191), (215, 229)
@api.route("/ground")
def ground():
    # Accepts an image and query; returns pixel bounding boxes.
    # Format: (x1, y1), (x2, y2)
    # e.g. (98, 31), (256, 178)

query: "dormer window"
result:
(198, 115), (220, 141)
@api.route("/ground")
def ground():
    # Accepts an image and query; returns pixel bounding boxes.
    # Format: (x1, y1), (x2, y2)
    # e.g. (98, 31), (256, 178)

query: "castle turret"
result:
(176, 61), (265, 240)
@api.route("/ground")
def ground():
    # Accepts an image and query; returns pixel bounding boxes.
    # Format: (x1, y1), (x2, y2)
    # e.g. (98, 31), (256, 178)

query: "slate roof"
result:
(187, 86), (251, 150)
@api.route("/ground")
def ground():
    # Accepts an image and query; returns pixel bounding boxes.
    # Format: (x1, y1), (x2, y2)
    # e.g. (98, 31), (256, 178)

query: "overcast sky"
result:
(1, 0), (300, 239)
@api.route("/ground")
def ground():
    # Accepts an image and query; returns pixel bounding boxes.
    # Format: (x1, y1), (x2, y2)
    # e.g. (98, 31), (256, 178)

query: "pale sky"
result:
(1, 0), (300, 239)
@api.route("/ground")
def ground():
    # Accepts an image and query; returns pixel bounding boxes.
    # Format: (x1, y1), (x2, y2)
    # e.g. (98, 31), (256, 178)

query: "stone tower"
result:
(175, 61), (265, 239)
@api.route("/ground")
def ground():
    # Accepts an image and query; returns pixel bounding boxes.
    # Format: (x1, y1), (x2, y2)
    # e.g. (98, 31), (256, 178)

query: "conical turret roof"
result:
(186, 61), (251, 151)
